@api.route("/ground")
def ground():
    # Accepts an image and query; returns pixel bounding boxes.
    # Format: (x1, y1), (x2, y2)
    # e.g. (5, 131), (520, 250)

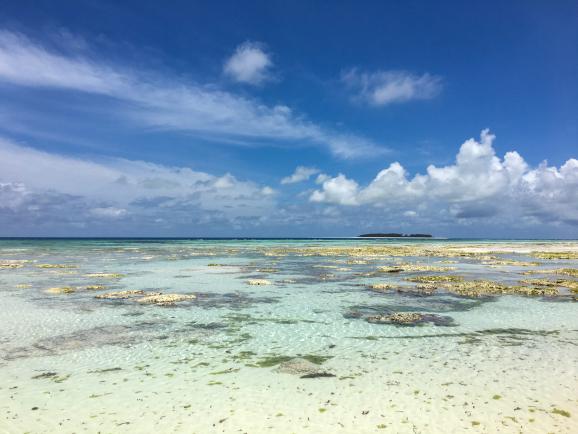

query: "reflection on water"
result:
(0, 239), (577, 433)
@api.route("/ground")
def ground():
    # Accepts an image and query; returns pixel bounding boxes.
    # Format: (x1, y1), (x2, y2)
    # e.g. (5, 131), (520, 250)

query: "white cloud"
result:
(261, 186), (276, 196)
(281, 166), (320, 184)
(224, 42), (272, 85)
(0, 30), (382, 159)
(310, 174), (360, 206)
(342, 69), (442, 106)
(0, 137), (277, 230)
(310, 130), (578, 226)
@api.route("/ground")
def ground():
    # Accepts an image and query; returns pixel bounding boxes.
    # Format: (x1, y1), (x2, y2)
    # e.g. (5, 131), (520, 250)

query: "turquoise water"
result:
(0, 239), (577, 433)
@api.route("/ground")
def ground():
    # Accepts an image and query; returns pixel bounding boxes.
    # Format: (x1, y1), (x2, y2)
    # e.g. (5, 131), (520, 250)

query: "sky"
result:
(0, 0), (577, 238)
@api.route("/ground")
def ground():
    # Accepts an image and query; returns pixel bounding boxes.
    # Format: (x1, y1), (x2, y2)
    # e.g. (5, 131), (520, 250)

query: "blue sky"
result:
(0, 0), (577, 237)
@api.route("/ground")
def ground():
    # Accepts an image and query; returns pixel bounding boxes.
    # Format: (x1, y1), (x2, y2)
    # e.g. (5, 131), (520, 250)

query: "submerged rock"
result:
(276, 358), (334, 378)
(301, 372), (336, 379)
(414, 283), (438, 295)
(367, 312), (424, 325)
(367, 283), (396, 292)
(366, 312), (454, 326)
(246, 279), (272, 285)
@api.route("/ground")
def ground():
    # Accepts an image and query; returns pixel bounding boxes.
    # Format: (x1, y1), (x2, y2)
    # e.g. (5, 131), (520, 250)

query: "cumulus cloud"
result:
(281, 166), (320, 184)
(224, 42), (272, 85)
(342, 69), (442, 106)
(0, 137), (277, 232)
(310, 130), (578, 226)
(0, 30), (382, 159)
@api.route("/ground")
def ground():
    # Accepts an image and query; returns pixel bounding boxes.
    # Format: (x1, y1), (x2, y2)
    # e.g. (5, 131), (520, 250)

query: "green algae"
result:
(254, 354), (331, 368)
(552, 408), (571, 417)
(302, 354), (332, 364)
(31, 372), (57, 380)
(255, 355), (294, 367)
(87, 367), (122, 374)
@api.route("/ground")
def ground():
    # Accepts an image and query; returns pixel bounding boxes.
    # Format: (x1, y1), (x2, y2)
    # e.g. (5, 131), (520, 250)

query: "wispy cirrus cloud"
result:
(342, 68), (442, 106)
(224, 41), (273, 85)
(0, 30), (384, 159)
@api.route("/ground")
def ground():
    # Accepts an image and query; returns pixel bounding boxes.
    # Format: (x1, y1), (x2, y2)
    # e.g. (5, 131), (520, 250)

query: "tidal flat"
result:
(1, 238), (577, 433)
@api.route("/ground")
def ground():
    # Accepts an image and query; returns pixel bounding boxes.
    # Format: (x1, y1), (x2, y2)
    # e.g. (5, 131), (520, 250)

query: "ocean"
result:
(1, 238), (577, 433)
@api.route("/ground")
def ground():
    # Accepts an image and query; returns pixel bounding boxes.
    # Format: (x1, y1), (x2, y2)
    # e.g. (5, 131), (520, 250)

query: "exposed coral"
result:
(136, 293), (196, 306)
(547, 268), (578, 277)
(520, 278), (578, 293)
(406, 275), (464, 283)
(481, 259), (540, 267)
(366, 283), (396, 292)
(45, 286), (76, 294)
(85, 273), (125, 278)
(530, 252), (578, 260)
(0, 261), (25, 269)
(377, 264), (455, 273)
(445, 280), (558, 297)
(36, 264), (78, 269)
(95, 290), (146, 299)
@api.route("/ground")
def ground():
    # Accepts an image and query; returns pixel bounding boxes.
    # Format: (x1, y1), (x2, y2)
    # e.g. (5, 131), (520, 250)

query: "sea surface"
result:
(0, 238), (577, 433)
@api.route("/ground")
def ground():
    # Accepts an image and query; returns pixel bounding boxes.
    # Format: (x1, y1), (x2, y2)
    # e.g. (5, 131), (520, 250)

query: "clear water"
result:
(0, 239), (577, 433)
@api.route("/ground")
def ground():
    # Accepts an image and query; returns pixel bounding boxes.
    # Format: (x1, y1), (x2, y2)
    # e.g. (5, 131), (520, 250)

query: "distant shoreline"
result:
(358, 233), (432, 238)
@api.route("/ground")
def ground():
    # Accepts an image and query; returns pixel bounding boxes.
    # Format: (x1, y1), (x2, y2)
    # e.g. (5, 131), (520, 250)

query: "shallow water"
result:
(1, 239), (577, 433)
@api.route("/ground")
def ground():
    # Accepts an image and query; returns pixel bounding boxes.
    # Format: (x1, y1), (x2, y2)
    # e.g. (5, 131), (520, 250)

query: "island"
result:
(358, 233), (433, 238)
